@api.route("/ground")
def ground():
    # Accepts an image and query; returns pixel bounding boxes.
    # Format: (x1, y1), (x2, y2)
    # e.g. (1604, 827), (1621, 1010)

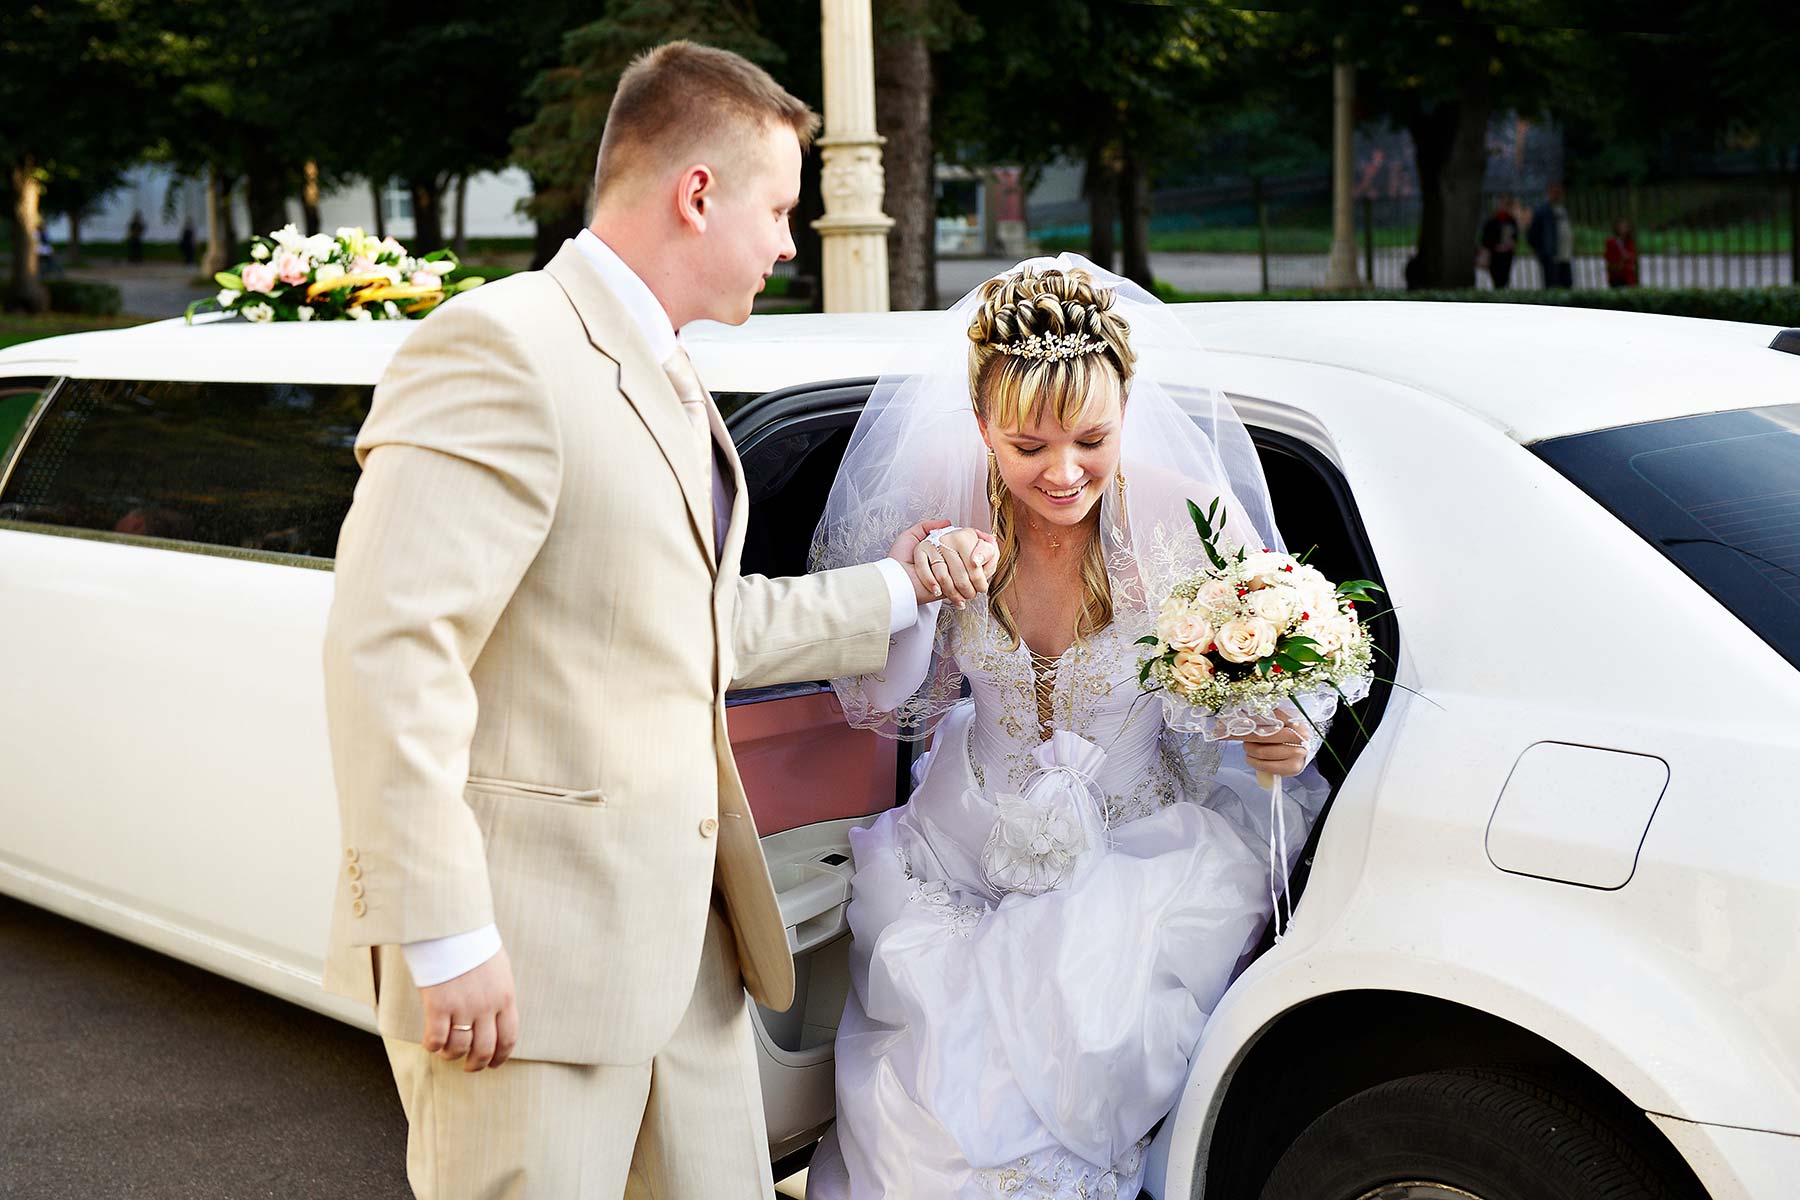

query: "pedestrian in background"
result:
(179, 219), (197, 268)
(1479, 195), (1521, 289)
(1604, 216), (1639, 287)
(1528, 184), (1574, 288)
(126, 211), (146, 263)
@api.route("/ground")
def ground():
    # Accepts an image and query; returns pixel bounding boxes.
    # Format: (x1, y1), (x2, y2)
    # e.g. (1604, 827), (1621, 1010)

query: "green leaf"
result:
(182, 297), (211, 324)
(1187, 498), (1208, 539)
(453, 277), (485, 292)
(1138, 658), (1157, 687)
(214, 272), (243, 289)
(1135, 635), (1162, 646)
(1336, 579), (1384, 597)
(1296, 544), (1317, 565)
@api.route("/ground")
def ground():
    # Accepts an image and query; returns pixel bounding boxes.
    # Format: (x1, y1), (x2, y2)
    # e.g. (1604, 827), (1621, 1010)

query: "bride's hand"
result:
(1235, 715), (1309, 778)
(887, 521), (995, 607)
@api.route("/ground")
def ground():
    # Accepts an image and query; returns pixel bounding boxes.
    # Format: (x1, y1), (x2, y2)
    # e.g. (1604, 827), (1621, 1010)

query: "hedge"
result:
(2, 279), (125, 317)
(1155, 282), (1800, 327)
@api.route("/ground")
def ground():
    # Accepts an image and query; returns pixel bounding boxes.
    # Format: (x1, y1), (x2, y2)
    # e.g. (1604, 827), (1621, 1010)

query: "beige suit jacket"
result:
(321, 242), (892, 1065)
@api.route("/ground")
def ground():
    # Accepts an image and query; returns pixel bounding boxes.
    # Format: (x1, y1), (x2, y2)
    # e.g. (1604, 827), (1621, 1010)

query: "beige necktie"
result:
(661, 348), (715, 480)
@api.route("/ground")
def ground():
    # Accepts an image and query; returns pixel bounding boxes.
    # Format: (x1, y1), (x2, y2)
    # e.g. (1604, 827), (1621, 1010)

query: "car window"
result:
(1535, 403), (1800, 670)
(0, 377), (370, 562)
(0, 377), (48, 469)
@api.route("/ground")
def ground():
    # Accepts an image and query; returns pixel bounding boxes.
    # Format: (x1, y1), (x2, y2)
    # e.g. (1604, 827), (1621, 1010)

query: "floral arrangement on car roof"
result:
(185, 224), (484, 324)
(1137, 497), (1382, 785)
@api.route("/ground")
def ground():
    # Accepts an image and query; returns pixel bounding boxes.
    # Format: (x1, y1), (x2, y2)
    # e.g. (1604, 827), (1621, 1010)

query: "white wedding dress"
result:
(806, 593), (1328, 1200)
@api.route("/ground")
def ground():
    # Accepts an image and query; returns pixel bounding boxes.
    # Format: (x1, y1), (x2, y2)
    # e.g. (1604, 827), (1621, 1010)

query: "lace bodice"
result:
(944, 600), (1220, 828)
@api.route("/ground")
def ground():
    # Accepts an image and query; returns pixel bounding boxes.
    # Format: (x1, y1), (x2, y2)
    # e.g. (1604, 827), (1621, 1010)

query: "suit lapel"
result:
(712, 398), (748, 593)
(544, 242), (716, 570)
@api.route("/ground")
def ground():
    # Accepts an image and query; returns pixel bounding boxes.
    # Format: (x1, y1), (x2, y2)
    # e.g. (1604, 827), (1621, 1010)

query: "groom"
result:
(321, 41), (971, 1199)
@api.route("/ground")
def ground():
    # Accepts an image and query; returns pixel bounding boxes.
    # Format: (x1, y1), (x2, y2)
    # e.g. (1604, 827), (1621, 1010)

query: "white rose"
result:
(1195, 578), (1237, 614)
(1247, 587), (1298, 626)
(296, 305), (315, 322)
(1171, 650), (1215, 690)
(303, 233), (337, 261)
(314, 262), (345, 282)
(1214, 616), (1279, 663)
(1157, 607), (1215, 653)
(1239, 550), (1298, 587)
(215, 288), (240, 308)
(249, 243), (270, 260)
(1295, 582), (1337, 620)
(379, 265), (403, 285)
(241, 302), (275, 323)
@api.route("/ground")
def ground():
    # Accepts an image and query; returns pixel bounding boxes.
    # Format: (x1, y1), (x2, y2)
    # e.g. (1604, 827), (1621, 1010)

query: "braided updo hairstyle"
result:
(967, 266), (1137, 650)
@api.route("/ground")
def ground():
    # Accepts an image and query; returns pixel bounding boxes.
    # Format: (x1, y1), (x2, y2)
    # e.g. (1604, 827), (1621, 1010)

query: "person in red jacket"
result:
(1605, 216), (1639, 287)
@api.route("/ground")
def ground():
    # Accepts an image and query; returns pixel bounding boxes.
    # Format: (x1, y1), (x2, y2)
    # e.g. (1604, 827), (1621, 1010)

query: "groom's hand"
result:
(888, 520), (996, 607)
(420, 947), (520, 1072)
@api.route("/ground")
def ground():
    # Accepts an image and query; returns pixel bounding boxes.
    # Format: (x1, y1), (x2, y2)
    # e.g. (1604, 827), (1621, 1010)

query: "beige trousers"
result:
(383, 907), (775, 1200)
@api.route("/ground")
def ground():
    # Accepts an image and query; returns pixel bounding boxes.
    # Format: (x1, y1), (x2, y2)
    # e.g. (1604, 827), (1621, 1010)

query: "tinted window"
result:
(0, 378), (370, 560)
(0, 377), (48, 466)
(1536, 404), (1800, 669)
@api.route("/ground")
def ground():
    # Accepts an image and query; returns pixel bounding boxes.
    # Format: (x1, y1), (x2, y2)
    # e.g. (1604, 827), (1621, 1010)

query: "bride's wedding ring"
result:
(450, 1023), (474, 1032)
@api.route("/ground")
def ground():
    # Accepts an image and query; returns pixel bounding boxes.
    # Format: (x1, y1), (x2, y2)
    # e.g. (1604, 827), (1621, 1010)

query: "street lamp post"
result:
(1324, 59), (1360, 290)
(814, 0), (894, 312)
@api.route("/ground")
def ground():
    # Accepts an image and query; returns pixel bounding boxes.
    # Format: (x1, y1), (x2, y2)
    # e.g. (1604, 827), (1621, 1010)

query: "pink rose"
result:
(1196, 578), (1236, 614)
(1160, 612), (1215, 653)
(275, 253), (309, 286)
(241, 262), (278, 294)
(409, 270), (443, 290)
(350, 255), (377, 275)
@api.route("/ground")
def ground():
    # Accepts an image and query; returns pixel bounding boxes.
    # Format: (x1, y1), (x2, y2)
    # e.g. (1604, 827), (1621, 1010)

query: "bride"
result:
(804, 255), (1334, 1199)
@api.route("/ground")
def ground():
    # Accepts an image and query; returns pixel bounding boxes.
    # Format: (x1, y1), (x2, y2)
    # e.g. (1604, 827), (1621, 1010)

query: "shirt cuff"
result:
(401, 923), (503, 987)
(873, 557), (920, 635)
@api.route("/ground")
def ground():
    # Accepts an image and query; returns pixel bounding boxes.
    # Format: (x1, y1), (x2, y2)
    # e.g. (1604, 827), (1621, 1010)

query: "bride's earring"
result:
(1115, 466), (1127, 503)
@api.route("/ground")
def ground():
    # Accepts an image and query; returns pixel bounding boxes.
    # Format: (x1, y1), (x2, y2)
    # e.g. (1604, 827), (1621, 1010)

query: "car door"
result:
(724, 379), (914, 1161)
(0, 372), (374, 1025)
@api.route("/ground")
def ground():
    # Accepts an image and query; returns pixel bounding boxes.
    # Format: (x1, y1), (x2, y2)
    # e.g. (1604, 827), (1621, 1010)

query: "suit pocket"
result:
(464, 775), (608, 807)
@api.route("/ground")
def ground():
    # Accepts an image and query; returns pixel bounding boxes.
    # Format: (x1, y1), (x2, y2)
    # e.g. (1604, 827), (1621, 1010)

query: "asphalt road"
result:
(0, 895), (411, 1199)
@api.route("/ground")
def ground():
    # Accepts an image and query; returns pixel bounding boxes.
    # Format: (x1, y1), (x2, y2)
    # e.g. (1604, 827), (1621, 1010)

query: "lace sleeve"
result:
(829, 602), (966, 741)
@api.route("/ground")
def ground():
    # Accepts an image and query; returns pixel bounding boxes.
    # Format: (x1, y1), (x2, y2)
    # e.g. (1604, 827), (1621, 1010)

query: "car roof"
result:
(3, 299), (1793, 443)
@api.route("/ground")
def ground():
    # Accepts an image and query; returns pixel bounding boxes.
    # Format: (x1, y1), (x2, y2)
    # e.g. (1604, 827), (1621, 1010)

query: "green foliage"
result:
(47, 279), (123, 317)
(511, 1), (782, 229)
(1156, 283), (1800, 327)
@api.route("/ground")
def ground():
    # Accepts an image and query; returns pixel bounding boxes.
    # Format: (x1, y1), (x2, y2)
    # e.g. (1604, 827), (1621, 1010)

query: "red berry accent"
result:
(1271, 665), (1282, 673)
(1301, 612), (1309, 621)
(1282, 564), (1294, 572)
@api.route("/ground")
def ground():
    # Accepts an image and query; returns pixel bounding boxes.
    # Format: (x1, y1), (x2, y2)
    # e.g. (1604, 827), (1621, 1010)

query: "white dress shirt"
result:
(402, 232), (920, 987)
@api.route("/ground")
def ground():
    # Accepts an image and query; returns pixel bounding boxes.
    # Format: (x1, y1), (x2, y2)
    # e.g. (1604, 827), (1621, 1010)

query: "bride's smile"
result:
(981, 371), (1123, 532)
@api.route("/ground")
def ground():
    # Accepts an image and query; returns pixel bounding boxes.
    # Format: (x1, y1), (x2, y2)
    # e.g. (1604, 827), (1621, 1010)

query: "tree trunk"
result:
(301, 160), (322, 235)
(7, 155), (48, 313)
(453, 173), (469, 256)
(1406, 66), (1493, 289)
(408, 176), (445, 249)
(1084, 150), (1118, 270)
(244, 149), (289, 237)
(371, 178), (387, 240)
(874, 0), (935, 310)
(67, 211), (84, 263)
(1119, 146), (1153, 289)
(202, 166), (232, 276)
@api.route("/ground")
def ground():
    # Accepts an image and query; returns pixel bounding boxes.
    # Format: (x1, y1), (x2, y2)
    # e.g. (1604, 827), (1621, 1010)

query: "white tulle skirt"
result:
(807, 702), (1276, 1200)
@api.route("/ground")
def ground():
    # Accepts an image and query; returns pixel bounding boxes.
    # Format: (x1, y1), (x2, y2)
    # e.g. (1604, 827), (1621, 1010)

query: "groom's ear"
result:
(677, 165), (714, 234)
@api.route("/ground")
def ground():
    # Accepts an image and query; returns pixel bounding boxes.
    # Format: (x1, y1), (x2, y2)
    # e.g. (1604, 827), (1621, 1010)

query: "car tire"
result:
(1259, 1069), (1691, 1200)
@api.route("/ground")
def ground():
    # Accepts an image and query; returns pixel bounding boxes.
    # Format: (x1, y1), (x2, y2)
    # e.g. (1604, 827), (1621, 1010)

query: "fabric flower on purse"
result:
(980, 731), (1111, 896)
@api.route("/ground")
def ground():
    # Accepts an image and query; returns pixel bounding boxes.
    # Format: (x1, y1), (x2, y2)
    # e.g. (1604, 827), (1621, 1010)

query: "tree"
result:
(1, 2), (157, 310)
(936, 0), (1262, 289)
(511, 1), (783, 269)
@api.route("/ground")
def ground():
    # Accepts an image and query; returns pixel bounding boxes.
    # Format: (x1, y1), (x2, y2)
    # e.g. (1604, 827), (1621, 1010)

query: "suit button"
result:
(346, 862), (362, 880)
(698, 817), (719, 838)
(349, 881), (365, 899)
(344, 847), (359, 864)
(351, 899), (368, 917)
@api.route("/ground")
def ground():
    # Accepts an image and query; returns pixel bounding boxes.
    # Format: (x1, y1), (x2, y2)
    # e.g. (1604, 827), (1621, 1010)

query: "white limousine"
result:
(1, 301), (1797, 1200)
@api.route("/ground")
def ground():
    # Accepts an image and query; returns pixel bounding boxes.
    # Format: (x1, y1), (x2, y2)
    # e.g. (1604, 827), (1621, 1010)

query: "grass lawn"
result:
(0, 311), (149, 351)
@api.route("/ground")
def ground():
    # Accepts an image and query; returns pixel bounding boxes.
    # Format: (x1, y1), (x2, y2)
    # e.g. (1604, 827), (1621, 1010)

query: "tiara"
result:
(996, 331), (1105, 362)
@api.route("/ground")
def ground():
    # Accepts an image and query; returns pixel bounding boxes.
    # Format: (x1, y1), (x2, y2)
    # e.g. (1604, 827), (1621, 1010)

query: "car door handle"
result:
(776, 868), (848, 931)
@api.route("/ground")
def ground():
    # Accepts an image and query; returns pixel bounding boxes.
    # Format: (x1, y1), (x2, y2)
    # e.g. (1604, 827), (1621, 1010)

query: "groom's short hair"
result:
(592, 41), (819, 210)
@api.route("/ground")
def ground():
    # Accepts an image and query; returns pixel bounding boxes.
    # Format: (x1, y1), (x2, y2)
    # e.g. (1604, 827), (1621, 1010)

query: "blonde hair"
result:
(967, 266), (1136, 650)
(592, 41), (820, 210)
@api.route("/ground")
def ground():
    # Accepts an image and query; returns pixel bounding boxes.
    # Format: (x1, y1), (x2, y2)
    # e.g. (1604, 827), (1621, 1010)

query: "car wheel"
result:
(1259, 1069), (1690, 1200)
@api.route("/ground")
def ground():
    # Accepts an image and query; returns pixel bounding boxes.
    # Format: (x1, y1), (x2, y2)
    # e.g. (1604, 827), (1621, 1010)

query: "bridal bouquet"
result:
(185, 224), (484, 324)
(1138, 498), (1380, 784)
